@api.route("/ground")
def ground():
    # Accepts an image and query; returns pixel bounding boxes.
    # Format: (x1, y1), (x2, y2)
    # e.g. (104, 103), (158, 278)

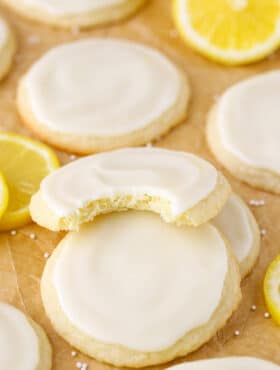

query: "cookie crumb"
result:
(251, 304), (257, 311)
(249, 199), (265, 206)
(76, 362), (82, 369)
(264, 312), (270, 319)
(44, 252), (49, 259)
(69, 154), (77, 161)
(234, 330), (240, 336)
(10, 230), (17, 236)
(71, 351), (77, 357)
(29, 232), (36, 240)
(261, 229), (267, 236)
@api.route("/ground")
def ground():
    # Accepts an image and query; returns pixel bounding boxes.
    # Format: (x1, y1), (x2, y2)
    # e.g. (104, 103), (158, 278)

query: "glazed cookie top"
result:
(51, 211), (228, 351)
(167, 357), (280, 369)
(213, 193), (258, 264)
(216, 71), (280, 173)
(20, 38), (185, 136)
(0, 302), (39, 370)
(33, 148), (218, 216)
(16, 0), (134, 15)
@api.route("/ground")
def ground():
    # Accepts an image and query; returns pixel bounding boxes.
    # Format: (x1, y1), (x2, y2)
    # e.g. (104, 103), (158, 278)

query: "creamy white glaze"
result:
(213, 194), (253, 262)
(217, 71), (280, 173)
(53, 211), (228, 351)
(39, 148), (217, 217)
(16, 0), (128, 15)
(23, 38), (182, 136)
(0, 302), (39, 370)
(167, 357), (280, 369)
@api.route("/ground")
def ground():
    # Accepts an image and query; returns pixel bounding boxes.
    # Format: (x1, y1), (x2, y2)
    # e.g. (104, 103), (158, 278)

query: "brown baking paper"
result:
(0, 0), (280, 368)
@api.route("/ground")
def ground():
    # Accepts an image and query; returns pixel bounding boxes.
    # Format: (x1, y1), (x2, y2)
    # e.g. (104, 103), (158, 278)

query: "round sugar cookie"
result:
(207, 71), (280, 194)
(1, 0), (146, 29)
(166, 357), (280, 369)
(41, 211), (241, 367)
(30, 148), (231, 231)
(0, 17), (16, 81)
(212, 194), (260, 279)
(0, 301), (52, 370)
(17, 38), (190, 154)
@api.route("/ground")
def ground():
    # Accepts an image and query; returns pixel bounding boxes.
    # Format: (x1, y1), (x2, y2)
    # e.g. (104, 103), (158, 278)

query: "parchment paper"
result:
(0, 1), (280, 369)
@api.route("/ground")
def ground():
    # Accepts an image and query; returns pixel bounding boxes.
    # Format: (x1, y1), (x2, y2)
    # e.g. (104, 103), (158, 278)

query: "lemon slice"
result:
(0, 132), (59, 230)
(264, 255), (280, 324)
(173, 0), (280, 65)
(0, 172), (8, 220)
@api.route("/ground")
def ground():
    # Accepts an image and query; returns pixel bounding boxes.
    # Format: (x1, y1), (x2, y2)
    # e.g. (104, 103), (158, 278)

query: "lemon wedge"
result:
(0, 172), (8, 220)
(0, 132), (59, 230)
(264, 254), (280, 325)
(173, 0), (280, 65)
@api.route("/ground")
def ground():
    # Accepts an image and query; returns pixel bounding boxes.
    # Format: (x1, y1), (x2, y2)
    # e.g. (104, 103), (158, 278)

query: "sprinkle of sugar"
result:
(71, 351), (77, 357)
(264, 312), (270, 319)
(251, 304), (257, 311)
(69, 154), (77, 161)
(146, 142), (153, 148)
(27, 35), (41, 45)
(10, 230), (17, 236)
(76, 362), (82, 369)
(249, 199), (265, 207)
(261, 229), (267, 236)
(29, 232), (36, 240)
(81, 363), (88, 370)
(234, 330), (240, 336)
(44, 252), (49, 259)
(71, 26), (80, 35)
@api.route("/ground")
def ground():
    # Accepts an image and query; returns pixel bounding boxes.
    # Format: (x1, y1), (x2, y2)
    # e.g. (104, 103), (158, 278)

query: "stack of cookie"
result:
(29, 147), (260, 367)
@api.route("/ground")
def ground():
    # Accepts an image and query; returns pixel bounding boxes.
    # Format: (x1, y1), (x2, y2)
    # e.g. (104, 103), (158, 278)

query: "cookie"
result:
(212, 193), (260, 278)
(166, 357), (280, 369)
(0, 17), (16, 81)
(30, 148), (231, 231)
(0, 301), (52, 370)
(17, 38), (190, 153)
(41, 211), (241, 367)
(1, 0), (146, 28)
(207, 71), (280, 194)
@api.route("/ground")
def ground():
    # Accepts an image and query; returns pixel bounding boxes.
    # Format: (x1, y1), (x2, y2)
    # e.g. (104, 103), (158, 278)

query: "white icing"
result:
(19, 0), (128, 15)
(23, 38), (182, 136)
(217, 71), (280, 173)
(167, 357), (280, 369)
(39, 148), (217, 217)
(53, 211), (228, 351)
(0, 302), (39, 370)
(213, 194), (253, 262)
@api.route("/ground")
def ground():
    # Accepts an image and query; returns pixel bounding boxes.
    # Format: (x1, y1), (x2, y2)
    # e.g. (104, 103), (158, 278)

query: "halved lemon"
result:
(264, 254), (280, 325)
(0, 132), (59, 230)
(173, 0), (280, 65)
(0, 172), (8, 220)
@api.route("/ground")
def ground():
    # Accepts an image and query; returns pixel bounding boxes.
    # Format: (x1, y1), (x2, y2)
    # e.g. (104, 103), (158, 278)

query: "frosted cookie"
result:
(0, 17), (16, 81)
(17, 38), (190, 153)
(41, 211), (241, 367)
(1, 0), (146, 29)
(207, 71), (280, 194)
(212, 194), (260, 279)
(0, 301), (52, 370)
(30, 148), (231, 231)
(166, 357), (280, 369)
